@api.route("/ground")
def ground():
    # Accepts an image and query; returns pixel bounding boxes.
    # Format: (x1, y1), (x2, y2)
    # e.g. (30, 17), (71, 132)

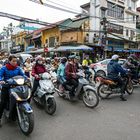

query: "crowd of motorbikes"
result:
(0, 56), (140, 136)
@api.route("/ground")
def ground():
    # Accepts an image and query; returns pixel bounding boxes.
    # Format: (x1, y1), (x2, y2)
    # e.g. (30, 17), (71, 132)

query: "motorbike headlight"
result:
(15, 79), (25, 85)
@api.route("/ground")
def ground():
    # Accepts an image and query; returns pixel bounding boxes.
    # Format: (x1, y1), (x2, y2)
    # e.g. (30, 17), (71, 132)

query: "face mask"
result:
(38, 61), (43, 64)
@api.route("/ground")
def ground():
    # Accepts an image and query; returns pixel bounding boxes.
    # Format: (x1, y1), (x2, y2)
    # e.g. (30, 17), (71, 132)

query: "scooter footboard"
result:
(18, 102), (33, 113)
(83, 85), (96, 92)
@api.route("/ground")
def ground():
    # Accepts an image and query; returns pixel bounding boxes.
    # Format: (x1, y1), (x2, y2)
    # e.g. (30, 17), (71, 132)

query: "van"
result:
(16, 54), (33, 64)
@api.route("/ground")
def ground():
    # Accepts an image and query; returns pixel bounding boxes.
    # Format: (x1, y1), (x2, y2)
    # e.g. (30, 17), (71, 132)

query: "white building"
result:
(0, 38), (12, 53)
(80, 0), (139, 53)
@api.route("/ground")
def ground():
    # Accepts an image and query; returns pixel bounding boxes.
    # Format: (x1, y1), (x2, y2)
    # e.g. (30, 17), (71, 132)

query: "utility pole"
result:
(100, 17), (108, 58)
(89, 0), (96, 44)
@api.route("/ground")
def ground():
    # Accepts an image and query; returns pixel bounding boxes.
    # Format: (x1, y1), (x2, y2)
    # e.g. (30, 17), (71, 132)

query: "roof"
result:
(61, 17), (89, 30)
(80, 3), (90, 8)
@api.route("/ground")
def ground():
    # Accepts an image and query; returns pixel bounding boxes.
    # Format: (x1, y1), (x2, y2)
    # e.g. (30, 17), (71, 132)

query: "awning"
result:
(26, 45), (34, 51)
(53, 45), (93, 52)
(25, 48), (54, 54)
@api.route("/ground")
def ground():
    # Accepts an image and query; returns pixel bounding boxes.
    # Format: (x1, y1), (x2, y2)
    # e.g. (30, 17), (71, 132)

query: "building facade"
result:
(80, 0), (138, 55)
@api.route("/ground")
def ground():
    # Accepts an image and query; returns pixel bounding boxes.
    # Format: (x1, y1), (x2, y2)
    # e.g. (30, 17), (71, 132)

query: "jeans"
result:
(67, 78), (78, 96)
(32, 79), (39, 96)
(0, 87), (9, 119)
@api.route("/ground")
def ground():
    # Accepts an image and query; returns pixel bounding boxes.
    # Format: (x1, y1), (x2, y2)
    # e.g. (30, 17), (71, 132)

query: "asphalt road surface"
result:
(0, 87), (140, 140)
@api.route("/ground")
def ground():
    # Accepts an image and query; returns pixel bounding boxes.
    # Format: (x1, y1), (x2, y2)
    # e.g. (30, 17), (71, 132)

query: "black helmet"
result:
(68, 55), (76, 59)
(61, 57), (67, 63)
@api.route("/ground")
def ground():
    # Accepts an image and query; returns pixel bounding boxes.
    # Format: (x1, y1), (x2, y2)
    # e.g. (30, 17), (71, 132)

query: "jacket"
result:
(57, 63), (66, 77)
(31, 64), (46, 80)
(107, 60), (126, 79)
(65, 62), (78, 80)
(0, 66), (25, 81)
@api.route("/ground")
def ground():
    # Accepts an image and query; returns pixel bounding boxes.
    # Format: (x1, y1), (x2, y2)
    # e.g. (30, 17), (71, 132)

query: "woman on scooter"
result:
(57, 57), (67, 87)
(0, 55), (27, 127)
(31, 57), (47, 96)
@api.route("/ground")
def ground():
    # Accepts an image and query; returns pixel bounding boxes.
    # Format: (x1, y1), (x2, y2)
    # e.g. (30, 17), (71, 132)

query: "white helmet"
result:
(111, 55), (119, 60)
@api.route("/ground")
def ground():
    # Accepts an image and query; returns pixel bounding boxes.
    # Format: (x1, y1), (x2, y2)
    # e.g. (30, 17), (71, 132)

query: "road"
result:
(0, 87), (140, 140)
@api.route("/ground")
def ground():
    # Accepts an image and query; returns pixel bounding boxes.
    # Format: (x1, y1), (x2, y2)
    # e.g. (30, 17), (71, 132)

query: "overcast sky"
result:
(0, 0), (140, 32)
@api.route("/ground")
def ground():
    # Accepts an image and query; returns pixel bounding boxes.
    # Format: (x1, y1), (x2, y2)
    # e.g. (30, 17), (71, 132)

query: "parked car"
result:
(90, 59), (126, 76)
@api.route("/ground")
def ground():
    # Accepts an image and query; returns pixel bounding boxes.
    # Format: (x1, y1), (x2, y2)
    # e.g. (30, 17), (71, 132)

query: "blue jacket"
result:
(0, 66), (25, 81)
(57, 63), (66, 77)
(107, 60), (126, 79)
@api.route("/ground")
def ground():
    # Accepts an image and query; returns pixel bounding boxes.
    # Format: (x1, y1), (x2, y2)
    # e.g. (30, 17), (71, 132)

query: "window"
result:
(49, 37), (55, 47)
(126, 29), (129, 36)
(108, 23), (123, 34)
(130, 30), (135, 38)
(107, 2), (124, 19)
(101, 9), (106, 17)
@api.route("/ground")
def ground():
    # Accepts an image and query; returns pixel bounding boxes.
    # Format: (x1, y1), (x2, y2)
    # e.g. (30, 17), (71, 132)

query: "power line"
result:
(45, 0), (81, 13)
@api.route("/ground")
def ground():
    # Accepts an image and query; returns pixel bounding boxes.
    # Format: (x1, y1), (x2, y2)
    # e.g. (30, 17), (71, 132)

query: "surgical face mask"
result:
(38, 60), (43, 64)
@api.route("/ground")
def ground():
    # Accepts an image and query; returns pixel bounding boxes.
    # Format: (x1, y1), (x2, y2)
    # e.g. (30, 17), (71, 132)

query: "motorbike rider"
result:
(0, 55), (27, 127)
(57, 57), (67, 88)
(31, 57), (47, 96)
(107, 55), (127, 101)
(45, 58), (51, 69)
(65, 55), (78, 99)
(82, 56), (92, 80)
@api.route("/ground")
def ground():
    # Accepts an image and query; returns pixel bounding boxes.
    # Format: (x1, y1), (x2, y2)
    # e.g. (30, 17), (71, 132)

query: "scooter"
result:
(4, 76), (34, 136)
(97, 73), (134, 99)
(56, 71), (99, 108)
(33, 72), (56, 115)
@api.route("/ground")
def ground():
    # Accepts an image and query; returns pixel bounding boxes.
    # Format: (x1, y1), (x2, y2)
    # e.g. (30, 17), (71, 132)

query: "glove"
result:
(0, 81), (5, 84)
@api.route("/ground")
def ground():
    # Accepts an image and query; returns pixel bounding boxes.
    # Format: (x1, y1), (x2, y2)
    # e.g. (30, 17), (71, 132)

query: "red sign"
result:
(44, 47), (48, 52)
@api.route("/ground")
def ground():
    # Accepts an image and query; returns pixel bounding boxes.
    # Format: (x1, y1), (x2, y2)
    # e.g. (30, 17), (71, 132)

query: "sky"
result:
(0, 0), (140, 32)
(0, 0), (89, 32)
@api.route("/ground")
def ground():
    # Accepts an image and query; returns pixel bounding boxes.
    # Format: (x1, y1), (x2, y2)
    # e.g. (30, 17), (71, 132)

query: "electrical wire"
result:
(45, 0), (81, 13)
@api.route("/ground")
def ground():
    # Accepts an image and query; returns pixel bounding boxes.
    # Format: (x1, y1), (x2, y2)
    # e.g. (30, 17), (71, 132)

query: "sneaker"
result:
(0, 119), (2, 127)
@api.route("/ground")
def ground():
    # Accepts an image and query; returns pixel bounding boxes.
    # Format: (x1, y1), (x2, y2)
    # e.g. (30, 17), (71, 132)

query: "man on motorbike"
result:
(31, 57), (47, 96)
(107, 55), (127, 101)
(65, 55), (78, 99)
(0, 55), (27, 127)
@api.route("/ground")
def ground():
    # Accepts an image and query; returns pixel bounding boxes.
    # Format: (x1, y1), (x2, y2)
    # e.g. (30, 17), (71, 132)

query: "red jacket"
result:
(65, 62), (78, 80)
(32, 64), (46, 80)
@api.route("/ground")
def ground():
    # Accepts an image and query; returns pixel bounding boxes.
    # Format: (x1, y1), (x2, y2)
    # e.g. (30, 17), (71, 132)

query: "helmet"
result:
(68, 55), (76, 59)
(61, 57), (67, 63)
(35, 56), (43, 61)
(54, 57), (59, 61)
(111, 55), (119, 60)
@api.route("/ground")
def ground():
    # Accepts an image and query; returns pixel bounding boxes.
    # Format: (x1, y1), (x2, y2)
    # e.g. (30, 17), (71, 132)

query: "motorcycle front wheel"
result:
(97, 84), (111, 99)
(45, 97), (56, 115)
(18, 110), (34, 136)
(82, 89), (99, 108)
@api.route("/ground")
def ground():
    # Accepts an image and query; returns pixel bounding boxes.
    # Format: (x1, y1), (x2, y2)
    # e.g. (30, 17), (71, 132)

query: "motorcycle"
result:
(56, 71), (99, 108)
(3, 76), (34, 136)
(97, 73), (134, 99)
(33, 72), (56, 115)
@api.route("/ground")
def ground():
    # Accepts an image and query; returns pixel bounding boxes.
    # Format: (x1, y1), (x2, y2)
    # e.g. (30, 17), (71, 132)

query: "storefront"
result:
(10, 45), (24, 54)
